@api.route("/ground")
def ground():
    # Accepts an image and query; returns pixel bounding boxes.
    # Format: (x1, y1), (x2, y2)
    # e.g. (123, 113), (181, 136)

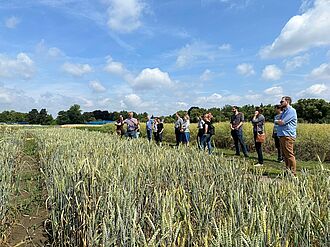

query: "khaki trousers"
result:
(279, 136), (296, 175)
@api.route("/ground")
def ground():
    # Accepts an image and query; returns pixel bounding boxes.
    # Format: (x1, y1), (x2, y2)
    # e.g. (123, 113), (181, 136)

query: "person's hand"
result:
(277, 120), (284, 125)
(254, 111), (259, 116)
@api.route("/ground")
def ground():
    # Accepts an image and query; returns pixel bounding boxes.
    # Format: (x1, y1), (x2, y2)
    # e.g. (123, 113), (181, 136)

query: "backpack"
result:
(208, 123), (215, 135)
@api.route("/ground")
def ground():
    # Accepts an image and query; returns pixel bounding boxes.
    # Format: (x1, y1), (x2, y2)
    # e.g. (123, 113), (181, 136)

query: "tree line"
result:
(0, 98), (329, 125)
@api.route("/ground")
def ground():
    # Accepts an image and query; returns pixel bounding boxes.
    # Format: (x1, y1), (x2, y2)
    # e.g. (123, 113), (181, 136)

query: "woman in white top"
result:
(182, 114), (190, 146)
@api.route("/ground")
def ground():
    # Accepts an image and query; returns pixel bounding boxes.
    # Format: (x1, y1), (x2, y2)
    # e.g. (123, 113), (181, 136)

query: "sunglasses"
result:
(280, 100), (284, 103)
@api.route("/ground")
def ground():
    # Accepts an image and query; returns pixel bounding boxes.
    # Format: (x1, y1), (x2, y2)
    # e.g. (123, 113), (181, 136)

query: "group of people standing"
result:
(230, 96), (297, 175)
(115, 96), (298, 176)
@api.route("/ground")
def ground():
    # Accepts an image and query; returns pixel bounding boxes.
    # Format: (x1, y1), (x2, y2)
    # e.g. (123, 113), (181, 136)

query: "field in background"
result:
(74, 122), (330, 162)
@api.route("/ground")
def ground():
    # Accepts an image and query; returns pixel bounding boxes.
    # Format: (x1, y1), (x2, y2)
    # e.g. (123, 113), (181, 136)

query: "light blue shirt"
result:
(277, 106), (297, 138)
(146, 119), (153, 130)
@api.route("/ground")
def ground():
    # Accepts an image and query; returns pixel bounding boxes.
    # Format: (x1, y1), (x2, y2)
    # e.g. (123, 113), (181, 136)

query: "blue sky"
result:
(0, 0), (329, 116)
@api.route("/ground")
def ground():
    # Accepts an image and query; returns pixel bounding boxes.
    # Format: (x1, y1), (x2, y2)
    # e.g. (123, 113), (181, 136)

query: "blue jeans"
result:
(201, 134), (212, 154)
(231, 129), (248, 156)
(125, 130), (137, 139)
(146, 129), (152, 141)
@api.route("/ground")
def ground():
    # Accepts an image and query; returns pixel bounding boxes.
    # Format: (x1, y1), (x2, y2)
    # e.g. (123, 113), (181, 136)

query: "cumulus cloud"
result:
(106, 0), (145, 33)
(5, 16), (20, 28)
(297, 83), (329, 97)
(262, 65), (282, 81)
(62, 62), (93, 76)
(236, 63), (255, 76)
(176, 101), (189, 108)
(0, 53), (35, 79)
(284, 54), (309, 71)
(196, 93), (223, 104)
(36, 40), (65, 58)
(0, 84), (36, 111)
(175, 41), (215, 68)
(309, 63), (330, 80)
(89, 80), (106, 93)
(132, 68), (173, 90)
(200, 69), (213, 81)
(120, 93), (146, 109)
(104, 56), (127, 75)
(260, 0), (330, 58)
(264, 86), (283, 95)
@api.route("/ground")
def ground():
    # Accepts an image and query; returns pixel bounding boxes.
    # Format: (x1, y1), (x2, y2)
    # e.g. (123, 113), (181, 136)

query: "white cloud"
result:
(196, 93), (223, 104)
(104, 56), (127, 75)
(175, 41), (215, 68)
(297, 83), (329, 97)
(5, 16), (20, 28)
(218, 43), (231, 51)
(89, 80), (106, 93)
(309, 63), (330, 80)
(262, 65), (282, 81)
(132, 68), (173, 90)
(0, 84), (36, 111)
(106, 0), (145, 33)
(236, 63), (255, 76)
(121, 93), (144, 108)
(264, 86), (283, 95)
(98, 98), (111, 106)
(200, 69), (213, 81)
(48, 47), (64, 58)
(176, 101), (189, 108)
(327, 50), (330, 58)
(62, 62), (93, 76)
(0, 53), (35, 79)
(260, 0), (330, 58)
(284, 54), (309, 71)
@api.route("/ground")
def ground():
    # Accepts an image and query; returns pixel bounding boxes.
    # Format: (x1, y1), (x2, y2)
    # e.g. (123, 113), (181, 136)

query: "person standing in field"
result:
(124, 112), (138, 139)
(275, 96), (298, 176)
(156, 118), (164, 146)
(201, 113), (214, 154)
(174, 112), (184, 146)
(182, 114), (190, 146)
(252, 107), (265, 166)
(272, 105), (283, 162)
(115, 115), (125, 137)
(146, 115), (153, 142)
(230, 106), (249, 157)
(197, 115), (205, 149)
(135, 119), (141, 138)
(153, 117), (158, 142)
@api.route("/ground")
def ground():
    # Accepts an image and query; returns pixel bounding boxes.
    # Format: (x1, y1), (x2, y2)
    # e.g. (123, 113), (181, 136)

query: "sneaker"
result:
(254, 163), (263, 167)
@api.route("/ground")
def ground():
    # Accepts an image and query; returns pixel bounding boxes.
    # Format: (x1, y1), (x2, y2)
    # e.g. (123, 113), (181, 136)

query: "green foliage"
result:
(293, 98), (330, 123)
(57, 104), (84, 125)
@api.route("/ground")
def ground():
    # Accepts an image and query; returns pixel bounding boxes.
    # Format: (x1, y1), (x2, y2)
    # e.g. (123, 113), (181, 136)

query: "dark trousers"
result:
(201, 134), (212, 154)
(273, 135), (283, 160)
(175, 128), (183, 146)
(254, 132), (263, 164)
(231, 130), (248, 156)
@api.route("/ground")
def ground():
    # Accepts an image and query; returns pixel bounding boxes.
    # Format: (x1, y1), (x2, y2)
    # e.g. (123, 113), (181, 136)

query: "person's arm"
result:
(277, 109), (296, 126)
(159, 124), (164, 134)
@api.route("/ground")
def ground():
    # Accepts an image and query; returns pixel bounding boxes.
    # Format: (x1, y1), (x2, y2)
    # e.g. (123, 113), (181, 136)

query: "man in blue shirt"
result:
(146, 115), (153, 142)
(275, 96), (297, 175)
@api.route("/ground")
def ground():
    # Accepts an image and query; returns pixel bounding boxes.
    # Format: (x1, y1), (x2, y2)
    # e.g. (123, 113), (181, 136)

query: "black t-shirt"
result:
(203, 121), (210, 134)
(157, 123), (163, 133)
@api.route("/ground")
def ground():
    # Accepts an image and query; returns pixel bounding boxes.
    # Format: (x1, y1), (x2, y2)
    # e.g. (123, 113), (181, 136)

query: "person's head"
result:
(119, 115), (123, 120)
(280, 96), (292, 108)
(255, 107), (263, 115)
(232, 106), (238, 114)
(128, 112), (133, 118)
(203, 113), (209, 121)
(207, 112), (213, 120)
(275, 104), (282, 114)
(176, 112), (181, 119)
(147, 115), (150, 120)
(184, 114), (190, 120)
